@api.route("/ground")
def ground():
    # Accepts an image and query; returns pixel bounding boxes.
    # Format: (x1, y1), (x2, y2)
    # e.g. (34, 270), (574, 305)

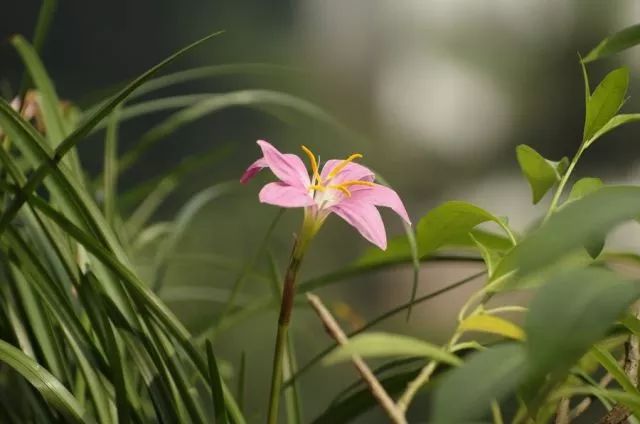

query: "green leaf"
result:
(323, 332), (461, 366)
(469, 233), (500, 276)
(494, 186), (640, 280)
(567, 177), (603, 202)
(0, 30), (224, 235)
(459, 314), (525, 341)
(17, 0), (57, 96)
(416, 201), (515, 257)
(206, 342), (229, 424)
(525, 268), (640, 390)
(591, 345), (640, 395)
(566, 178), (606, 258)
(116, 90), (357, 176)
(516, 144), (560, 204)
(583, 67), (629, 142)
(0, 339), (85, 423)
(430, 344), (526, 423)
(12, 35), (67, 144)
(586, 113), (640, 148)
(583, 23), (640, 63)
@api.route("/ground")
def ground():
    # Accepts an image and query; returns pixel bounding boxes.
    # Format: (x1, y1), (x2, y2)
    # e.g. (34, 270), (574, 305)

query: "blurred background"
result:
(3, 1), (640, 422)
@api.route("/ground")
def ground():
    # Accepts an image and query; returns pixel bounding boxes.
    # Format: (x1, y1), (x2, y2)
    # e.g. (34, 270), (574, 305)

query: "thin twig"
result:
(555, 397), (570, 424)
(397, 360), (438, 413)
(306, 293), (407, 424)
(569, 373), (614, 420)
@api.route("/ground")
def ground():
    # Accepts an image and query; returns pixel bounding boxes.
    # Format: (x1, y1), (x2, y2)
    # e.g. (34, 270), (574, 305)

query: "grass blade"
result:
(0, 30), (224, 234)
(206, 341), (229, 424)
(0, 339), (85, 423)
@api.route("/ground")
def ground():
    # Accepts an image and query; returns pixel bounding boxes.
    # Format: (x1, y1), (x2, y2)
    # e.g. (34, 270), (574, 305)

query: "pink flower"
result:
(241, 140), (411, 250)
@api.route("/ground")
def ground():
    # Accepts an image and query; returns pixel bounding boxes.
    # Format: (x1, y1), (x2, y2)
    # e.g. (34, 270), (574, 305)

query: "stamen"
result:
(340, 180), (375, 188)
(328, 185), (351, 197)
(327, 153), (363, 179)
(301, 145), (322, 183)
(308, 184), (326, 192)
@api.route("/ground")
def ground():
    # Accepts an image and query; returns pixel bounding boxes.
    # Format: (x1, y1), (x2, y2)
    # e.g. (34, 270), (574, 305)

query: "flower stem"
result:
(267, 228), (311, 424)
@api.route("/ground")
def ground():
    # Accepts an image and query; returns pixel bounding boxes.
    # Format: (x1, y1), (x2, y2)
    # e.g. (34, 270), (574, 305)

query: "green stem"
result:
(543, 147), (584, 224)
(267, 226), (311, 424)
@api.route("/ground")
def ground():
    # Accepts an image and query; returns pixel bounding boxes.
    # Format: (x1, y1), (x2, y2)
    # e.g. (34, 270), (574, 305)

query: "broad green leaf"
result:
(567, 177), (603, 202)
(416, 201), (514, 257)
(516, 144), (559, 204)
(356, 227), (510, 267)
(583, 23), (640, 63)
(430, 344), (526, 423)
(525, 268), (640, 390)
(459, 314), (525, 341)
(586, 113), (640, 148)
(583, 67), (629, 142)
(0, 339), (85, 423)
(323, 332), (461, 366)
(493, 186), (640, 280)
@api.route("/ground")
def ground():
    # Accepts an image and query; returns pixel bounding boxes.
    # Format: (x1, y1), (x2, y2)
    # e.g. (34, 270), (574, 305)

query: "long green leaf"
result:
(0, 339), (85, 423)
(583, 24), (640, 63)
(18, 0), (57, 97)
(206, 342), (229, 424)
(323, 332), (461, 366)
(116, 90), (358, 177)
(0, 30), (224, 234)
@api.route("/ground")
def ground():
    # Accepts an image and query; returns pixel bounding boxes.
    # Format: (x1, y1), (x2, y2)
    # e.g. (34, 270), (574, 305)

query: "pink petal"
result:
(348, 184), (411, 224)
(240, 158), (268, 184)
(320, 160), (375, 183)
(259, 182), (315, 208)
(330, 201), (387, 250)
(257, 140), (310, 188)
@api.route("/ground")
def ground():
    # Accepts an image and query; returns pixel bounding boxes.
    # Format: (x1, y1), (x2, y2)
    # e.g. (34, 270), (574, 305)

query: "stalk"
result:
(266, 217), (314, 424)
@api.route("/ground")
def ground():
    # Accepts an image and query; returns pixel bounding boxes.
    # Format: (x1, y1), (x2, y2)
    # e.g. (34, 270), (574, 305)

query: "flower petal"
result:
(259, 182), (315, 208)
(349, 184), (411, 224)
(257, 140), (310, 188)
(240, 158), (268, 184)
(330, 201), (387, 250)
(320, 160), (375, 183)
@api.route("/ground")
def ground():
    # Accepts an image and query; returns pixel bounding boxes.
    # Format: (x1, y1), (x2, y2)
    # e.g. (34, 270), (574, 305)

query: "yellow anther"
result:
(301, 145), (322, 183)
(327, 153), (363, 180)
(308, 184), (326, 192)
